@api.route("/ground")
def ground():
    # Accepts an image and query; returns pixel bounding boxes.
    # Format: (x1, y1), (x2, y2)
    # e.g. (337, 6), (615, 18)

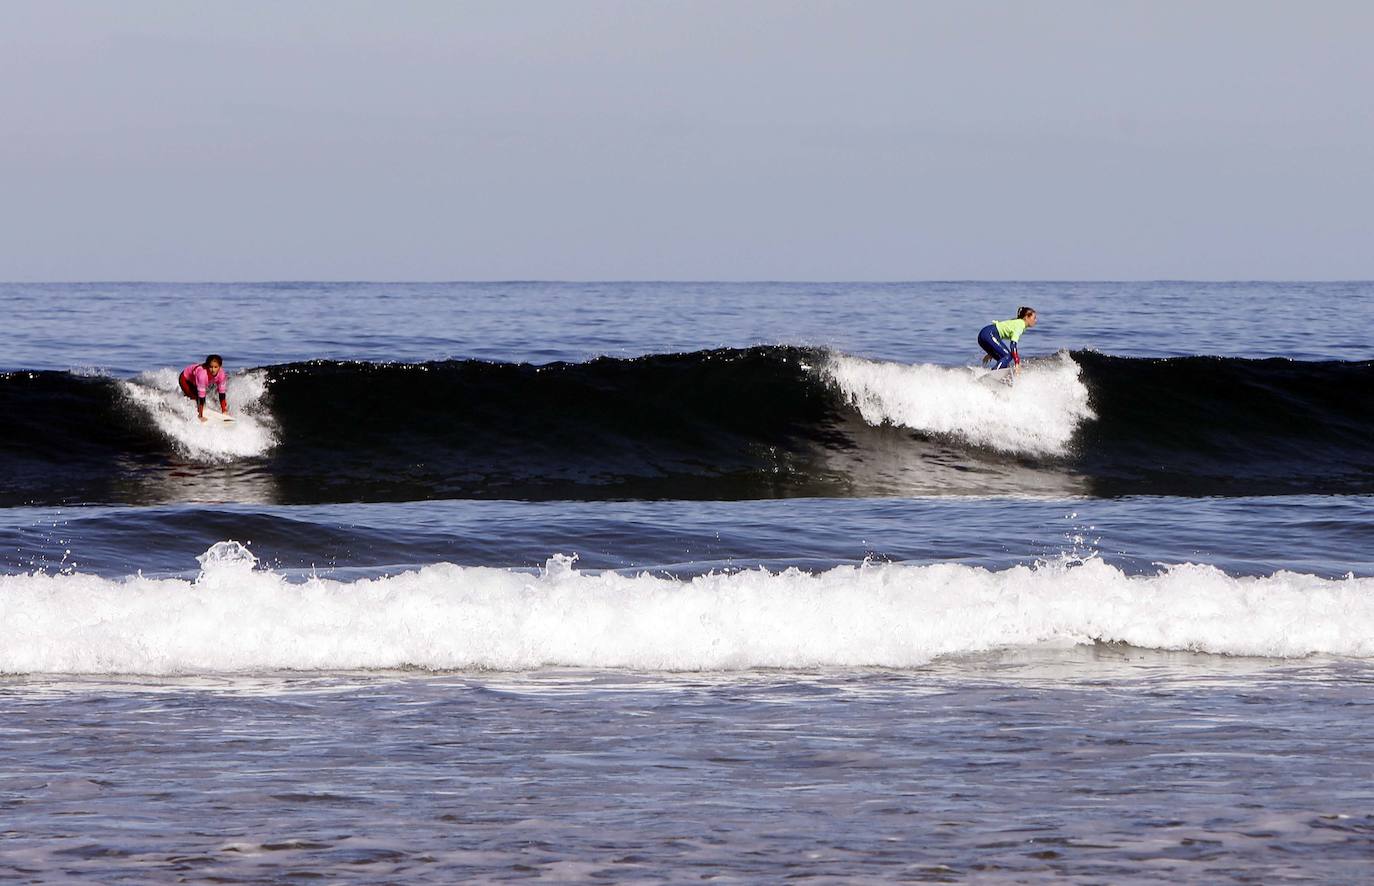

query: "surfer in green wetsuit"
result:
(978, 307), (1037, 374)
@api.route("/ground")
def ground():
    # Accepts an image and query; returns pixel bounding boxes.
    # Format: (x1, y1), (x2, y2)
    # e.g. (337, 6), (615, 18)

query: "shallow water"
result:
(4, 653), (1373, 882)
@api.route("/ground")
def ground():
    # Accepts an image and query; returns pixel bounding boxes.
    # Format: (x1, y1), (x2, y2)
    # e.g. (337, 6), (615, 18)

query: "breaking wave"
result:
(1, 543), (1370, 674)
(1, 348), (1370, 505)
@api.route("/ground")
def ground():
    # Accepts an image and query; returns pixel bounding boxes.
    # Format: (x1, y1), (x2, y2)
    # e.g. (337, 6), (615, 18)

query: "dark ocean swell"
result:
(2, 349), (1371, 505)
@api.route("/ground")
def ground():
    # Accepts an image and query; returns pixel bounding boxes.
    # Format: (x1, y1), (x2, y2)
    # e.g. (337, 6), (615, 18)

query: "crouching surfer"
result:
(978, 307), (1038, 375)
(178, 354), (229, 422)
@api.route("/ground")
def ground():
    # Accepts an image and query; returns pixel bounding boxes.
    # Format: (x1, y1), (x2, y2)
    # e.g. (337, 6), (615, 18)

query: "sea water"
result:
(1, 281), (1372, 881)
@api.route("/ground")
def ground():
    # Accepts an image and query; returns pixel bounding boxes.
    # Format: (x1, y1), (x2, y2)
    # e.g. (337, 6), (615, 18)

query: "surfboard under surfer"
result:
(178, 354), (229, 422)
(978, 307), (1038, 374)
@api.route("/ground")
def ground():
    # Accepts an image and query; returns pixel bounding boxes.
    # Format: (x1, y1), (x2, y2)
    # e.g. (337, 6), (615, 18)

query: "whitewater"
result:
(117, 367), (277, 461)
(822, 349), (1095, 456)
(3, 542), (1370, 675)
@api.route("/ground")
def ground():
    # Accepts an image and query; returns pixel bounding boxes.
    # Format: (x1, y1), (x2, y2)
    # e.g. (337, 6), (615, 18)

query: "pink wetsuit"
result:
(180, 364), (227, 399)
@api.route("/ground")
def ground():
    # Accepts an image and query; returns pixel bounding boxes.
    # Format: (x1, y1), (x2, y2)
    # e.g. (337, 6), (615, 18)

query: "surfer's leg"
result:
(978, 325), (1012, 368)
(977, 325), (999, 357)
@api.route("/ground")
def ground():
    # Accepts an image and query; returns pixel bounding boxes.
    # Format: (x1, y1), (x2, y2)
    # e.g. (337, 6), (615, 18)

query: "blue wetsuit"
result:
(977, 324), (1016, 369)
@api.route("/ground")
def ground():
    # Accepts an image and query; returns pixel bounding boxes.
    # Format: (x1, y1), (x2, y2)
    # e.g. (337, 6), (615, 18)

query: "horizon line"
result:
(5, 278), (1373, 286)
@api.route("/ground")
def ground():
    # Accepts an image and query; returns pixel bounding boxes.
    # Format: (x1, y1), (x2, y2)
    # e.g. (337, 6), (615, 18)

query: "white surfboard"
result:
(975, 367), (1016, 388)
(199, 408), (235, 423)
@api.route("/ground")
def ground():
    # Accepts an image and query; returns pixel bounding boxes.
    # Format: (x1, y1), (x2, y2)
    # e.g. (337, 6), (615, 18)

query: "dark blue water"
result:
(5, 496), (1374, 580)
(2, 282), (1372, 881)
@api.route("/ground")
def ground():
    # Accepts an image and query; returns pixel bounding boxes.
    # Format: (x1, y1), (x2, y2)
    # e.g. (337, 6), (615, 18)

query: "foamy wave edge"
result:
(2, 550), (1371, 675)
(119, 369), (278, 462)
(821, 351), (1095, 457)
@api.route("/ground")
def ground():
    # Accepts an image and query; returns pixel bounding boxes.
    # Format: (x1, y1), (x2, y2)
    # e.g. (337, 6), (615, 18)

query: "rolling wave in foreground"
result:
(1, 542), (1371, 675)
(2, 347), (1371, 504)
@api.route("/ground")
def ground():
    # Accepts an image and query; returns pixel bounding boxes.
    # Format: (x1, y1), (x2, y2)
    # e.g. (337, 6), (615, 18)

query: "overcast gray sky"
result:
(2, 1), (1370, 280)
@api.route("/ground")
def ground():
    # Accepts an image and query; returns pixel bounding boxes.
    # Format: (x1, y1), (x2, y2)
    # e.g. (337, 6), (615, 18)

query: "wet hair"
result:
(205, 354), (223, 367)
(1017, 306), (1036, 320)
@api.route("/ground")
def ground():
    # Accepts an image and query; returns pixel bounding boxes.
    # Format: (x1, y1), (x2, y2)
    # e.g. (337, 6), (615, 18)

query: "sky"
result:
(1, 0), (1371, 281)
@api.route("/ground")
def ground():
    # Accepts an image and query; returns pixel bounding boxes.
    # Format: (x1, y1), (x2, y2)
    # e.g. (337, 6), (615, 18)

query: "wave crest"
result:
(822, 351), (1094, 457)
(2, 552), (1370, 674)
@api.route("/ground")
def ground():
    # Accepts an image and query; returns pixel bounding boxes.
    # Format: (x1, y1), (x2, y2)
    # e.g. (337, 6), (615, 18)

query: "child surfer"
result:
(978, 307), (1038, 374)
(178, 354), (229, 422)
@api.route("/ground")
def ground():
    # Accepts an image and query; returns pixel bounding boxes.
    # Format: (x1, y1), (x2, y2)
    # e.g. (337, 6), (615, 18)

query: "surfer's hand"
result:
(199, 414), (207, 423)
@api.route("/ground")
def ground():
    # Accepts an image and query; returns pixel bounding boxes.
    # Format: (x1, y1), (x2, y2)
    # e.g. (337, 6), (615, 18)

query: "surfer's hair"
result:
(1017, 306), (1036, 319)
(205, 354), (223, 367)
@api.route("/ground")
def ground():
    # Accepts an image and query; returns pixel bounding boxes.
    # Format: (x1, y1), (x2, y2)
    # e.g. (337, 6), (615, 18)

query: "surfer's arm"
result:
(195, 394), (207, 420)
(218, 392), (228, 413)
(1010, 341), (1020, 366)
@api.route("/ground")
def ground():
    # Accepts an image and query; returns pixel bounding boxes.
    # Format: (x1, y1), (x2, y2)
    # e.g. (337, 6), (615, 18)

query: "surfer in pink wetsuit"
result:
(178, 354), (229, 422)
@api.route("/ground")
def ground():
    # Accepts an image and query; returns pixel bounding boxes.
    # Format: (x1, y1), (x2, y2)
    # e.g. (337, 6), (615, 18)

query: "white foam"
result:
(196, 540), (259, 572)
(119, 368), (277, 461)
(822, 351), (1095, 456)
(2, 550), (1371, 675)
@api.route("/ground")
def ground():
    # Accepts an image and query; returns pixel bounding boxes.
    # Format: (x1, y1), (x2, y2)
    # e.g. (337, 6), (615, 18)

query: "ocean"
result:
(2, 281), (1372, 881)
